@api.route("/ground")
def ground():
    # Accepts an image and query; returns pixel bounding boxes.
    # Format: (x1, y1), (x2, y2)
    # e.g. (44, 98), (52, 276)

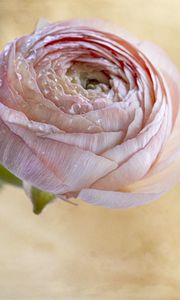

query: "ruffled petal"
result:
(78, 188), (163, 208)
(124, 107), (143, 139)
(92, 108), (168, 190)
(84, 103), (134, 132)
(35, 18), (50, 32)
(147, 111), (180, 177)
(0, 103), (117, 194)
(40, 131), (123, 154)
(127, 156), (180, 195)
(56, 19), (140, 46)
(101, 99), (166, 164)
(138, 41), (180, 123)
(1, 43), (103, 134)
(0, 19), (179, 210)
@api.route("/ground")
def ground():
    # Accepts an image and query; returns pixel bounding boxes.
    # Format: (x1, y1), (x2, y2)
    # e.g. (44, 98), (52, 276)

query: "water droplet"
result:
(44, 89), (49, 95)
(69, 103), (81, 115)
(44, 36), (53, 43)
(0, 79), (3, 87)
(69, 106), (75, 114)
(4, 44), (10, 56)
(87, 125), (94, 131)
(96, 119), (102, 125)
(17, 73), (22, 81)
(39, 125), (44, 131)
(28, 123), (33, 129)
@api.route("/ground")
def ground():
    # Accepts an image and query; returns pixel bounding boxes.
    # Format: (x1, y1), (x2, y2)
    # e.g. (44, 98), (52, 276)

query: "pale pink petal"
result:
(147, 110), (180, 176)
(138, 41), (180, 175)
(41, 131), (123, 154)
(127, 156), (180, 195)
(124, 107), (143, 139)
(84, 103), (134, 132)
(102, 100), (166, 164)
(0, 104), (117, 194)
(0, 19), (179, 210)
(78, 188), (163, 208)
(139, 41), (180, 123)
(0, 119), (69, 194)
(1, 43), (103, 134)
(35, 18), (50, 31)
(0, 102), (123, 154)
(57, 19), (140, 46)
(92, 109), (168, 190)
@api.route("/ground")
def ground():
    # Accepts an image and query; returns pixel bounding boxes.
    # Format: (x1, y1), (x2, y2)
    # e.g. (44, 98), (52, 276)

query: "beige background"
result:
(0, 0), (180, 299)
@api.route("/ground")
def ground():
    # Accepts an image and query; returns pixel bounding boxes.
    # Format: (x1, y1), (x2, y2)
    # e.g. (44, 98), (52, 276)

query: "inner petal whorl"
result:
(28, 28), (154, 118)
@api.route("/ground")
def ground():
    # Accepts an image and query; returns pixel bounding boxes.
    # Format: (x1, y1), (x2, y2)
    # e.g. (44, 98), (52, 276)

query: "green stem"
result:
(0, 164), (22, 187)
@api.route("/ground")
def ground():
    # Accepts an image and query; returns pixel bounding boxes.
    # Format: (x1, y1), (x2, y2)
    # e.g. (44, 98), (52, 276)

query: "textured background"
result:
(0, 0), (180, 299)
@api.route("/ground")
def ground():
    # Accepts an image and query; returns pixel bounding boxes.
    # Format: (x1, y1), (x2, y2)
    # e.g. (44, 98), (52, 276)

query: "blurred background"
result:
(0, 0), (180, 299)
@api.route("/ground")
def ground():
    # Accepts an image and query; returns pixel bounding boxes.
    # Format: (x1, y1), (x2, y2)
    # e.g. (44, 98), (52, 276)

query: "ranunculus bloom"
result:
(0, 19), (180, 208)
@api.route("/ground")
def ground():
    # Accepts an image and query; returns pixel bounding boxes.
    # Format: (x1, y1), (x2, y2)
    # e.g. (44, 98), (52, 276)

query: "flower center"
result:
(84, 78), (100, 90)
(66, 63), (111, 94)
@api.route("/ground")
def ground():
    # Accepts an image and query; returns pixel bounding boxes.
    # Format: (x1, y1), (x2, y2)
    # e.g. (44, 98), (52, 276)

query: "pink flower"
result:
(0, 19), (180, 208)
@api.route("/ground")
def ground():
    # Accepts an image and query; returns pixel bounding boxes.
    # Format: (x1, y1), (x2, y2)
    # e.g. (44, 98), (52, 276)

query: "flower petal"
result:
(124, 107), (143, 139)
(139, 41), (180, 123)
(78, 188), (163, 208)
(84, 103), (134, 132)
(40, 131), (123, 154)
(0, 103), (118, 194)
(35, 18), (50, 32)
(1, 43), (103, 134)
(92, 108), (168, 190)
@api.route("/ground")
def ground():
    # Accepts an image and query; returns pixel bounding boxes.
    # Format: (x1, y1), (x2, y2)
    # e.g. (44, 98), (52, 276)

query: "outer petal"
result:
(124, 107), (143, 140)
(101, 99), (166, 164)
(84, 103), (134, 132)
(41, 131), (123, 154)
(78, 188), (163, 209)
(0, 104), (118, 194)
(138, 41), (180, 123)
(35, 18), (50, 31)
(92, 108), (168, 190)
(33, 19), (140, 49)
(144, 111), (180, 178)
(139, 41), (180, 174)
(127, 155), (180, 195)
(64, 19), (140, 46)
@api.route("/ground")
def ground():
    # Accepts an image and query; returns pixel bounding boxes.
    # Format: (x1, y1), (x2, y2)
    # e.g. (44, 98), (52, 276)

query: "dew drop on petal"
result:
(87, 125), (94, 131)
(28, 123), (33, 129)
(17, 73), (22, 81)
(38, 125), (45, 131)
(96, 119), (102, 125)
(69, 103), (81, 114)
